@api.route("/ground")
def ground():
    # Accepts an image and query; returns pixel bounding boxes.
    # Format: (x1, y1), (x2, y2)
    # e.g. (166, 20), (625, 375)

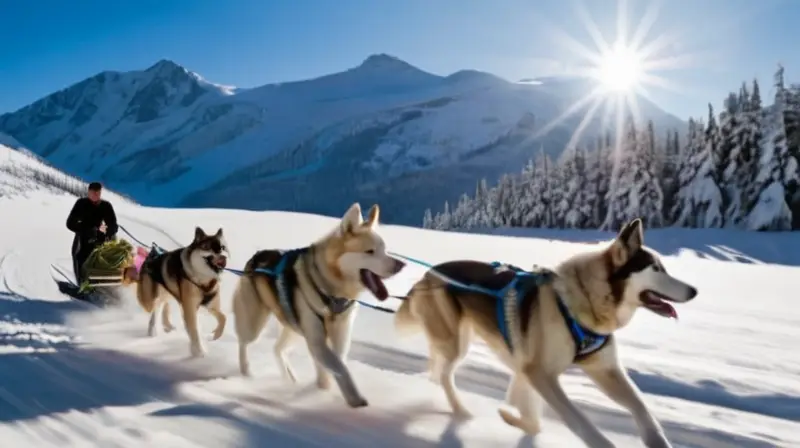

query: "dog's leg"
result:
(498, 372), (543, 435)
(301, 316), (367, 408)
(147, 300), (159, 337)
(320, 306), (357, 390)
(179, 289), (205, 358)
(206, 297), (226, 341)
(274, 326), (298, 383)
(582, 364), (670, 448)
(162, 300), (175, 333)
(427, 340), (443, 384)
(234, 278), (271, 377)
(526, 367), (614, 448)
(313, 359), (332, 390)
(436, 323), (472, 419)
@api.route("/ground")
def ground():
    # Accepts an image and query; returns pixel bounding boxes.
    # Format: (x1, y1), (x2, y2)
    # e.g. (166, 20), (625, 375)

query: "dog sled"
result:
(53, 239), (152, 306)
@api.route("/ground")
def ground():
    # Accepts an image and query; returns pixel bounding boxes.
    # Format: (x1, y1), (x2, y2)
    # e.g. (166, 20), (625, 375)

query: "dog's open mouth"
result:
(205, 255), (227, 272)
(640, 290), (678, 319)
(360, 269), (389, 301)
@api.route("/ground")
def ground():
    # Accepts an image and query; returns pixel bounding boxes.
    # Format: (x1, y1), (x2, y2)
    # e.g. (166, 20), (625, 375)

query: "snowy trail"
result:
(0, 193), (798, 447)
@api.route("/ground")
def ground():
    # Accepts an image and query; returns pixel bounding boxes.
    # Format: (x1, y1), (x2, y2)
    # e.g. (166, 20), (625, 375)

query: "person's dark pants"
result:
(71, 236), (98, 284)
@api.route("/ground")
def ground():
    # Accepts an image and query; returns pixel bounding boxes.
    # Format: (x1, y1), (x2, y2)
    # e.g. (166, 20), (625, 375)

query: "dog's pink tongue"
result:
(666, 303), (678, 320)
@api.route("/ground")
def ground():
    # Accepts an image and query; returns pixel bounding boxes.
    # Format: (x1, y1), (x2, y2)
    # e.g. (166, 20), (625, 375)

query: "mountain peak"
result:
(145, 59), (186, 74)
(358, 53), (415, 71)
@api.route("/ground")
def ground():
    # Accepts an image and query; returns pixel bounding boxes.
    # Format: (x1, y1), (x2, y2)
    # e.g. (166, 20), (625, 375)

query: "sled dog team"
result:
(129, 202), (698, 448)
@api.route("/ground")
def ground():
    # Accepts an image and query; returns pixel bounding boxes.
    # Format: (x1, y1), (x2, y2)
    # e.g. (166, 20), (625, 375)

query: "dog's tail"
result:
(395, 275), (461, 337)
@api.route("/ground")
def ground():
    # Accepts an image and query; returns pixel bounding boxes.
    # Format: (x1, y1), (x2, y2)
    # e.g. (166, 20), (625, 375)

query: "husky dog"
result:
(394, 218), (697, 448)
(136, 227), (230, 358)
(233, 203), (405, 408)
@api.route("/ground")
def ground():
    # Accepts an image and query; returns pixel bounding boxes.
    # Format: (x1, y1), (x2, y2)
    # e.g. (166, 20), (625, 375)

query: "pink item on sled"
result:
(133, 246), (149, 275)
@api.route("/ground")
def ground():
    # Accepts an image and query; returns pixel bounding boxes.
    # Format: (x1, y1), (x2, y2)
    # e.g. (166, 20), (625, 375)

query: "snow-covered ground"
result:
(0, 186), (798, 447)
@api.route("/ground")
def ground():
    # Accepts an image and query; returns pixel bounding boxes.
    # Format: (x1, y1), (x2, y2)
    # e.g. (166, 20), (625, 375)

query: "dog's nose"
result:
(217, 255), (228, 268)
(393, 259), (406, 273)
(687, 286), (698, 300)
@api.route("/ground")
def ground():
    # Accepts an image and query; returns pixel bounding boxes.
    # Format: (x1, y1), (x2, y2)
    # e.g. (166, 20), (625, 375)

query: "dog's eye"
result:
(365, 249), (375, 255)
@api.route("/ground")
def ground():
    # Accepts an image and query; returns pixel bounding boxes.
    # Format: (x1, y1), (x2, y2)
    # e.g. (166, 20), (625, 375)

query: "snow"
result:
(0, 183), (798, 447)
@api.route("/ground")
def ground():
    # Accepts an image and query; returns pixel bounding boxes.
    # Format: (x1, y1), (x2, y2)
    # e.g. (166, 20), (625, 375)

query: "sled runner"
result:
(50, 263), (118, 307)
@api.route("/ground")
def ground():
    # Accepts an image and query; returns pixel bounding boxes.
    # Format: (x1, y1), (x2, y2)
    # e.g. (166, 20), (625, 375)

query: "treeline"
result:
(423, 65), (800, 232)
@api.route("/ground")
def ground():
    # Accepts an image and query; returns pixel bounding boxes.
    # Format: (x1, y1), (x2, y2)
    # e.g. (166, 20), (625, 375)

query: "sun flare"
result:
(596, 43), (643, 92)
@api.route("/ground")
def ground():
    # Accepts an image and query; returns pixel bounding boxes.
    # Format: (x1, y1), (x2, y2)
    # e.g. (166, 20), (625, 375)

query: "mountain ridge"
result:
(0, 53), (685, 225)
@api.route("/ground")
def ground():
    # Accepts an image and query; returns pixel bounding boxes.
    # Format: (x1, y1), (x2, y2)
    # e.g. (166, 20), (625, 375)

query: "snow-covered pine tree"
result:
(602, 119), (640, 230)
(523, 148), (554, 227)
(451, 193), (474, 230)
(584, 140), (606, 228)
(553, 147), (574, 227)
(493, 174), (517, 227)
(436, 201), (452, 230)
(547, 154), (565, 228)
(778, 67), (800, 227)
(660, 128), (681, 225)
(717, 92), (741, 224)
(673, 116), (724, 227)
(555, 146), (591, 228)
(726, 81), (763, 227)
(466, 178), (493, 229)
(636, 120), (666, 228)
(598, 133), (614, 224)
(748, 71), (795, 230)
(514, 158), (536, 226)
(671, 119), (701, 226)
(422, 208), (433, 228)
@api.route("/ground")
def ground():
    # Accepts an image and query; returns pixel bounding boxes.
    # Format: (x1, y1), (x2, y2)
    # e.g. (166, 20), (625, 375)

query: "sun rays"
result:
(528, 0), (698, 158)
(595, 42), (643, 92)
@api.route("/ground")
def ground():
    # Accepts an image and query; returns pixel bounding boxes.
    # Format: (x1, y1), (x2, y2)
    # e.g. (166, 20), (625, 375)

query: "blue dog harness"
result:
(252, 247), (354, 330)
(461, 262), (609, 362)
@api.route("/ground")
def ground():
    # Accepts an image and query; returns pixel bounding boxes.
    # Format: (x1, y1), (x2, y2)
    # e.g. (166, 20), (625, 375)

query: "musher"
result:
(65, 182), (119, 284)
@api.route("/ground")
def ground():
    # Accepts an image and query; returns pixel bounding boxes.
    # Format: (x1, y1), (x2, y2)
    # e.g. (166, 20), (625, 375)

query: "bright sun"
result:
(596, 43), (643, 92)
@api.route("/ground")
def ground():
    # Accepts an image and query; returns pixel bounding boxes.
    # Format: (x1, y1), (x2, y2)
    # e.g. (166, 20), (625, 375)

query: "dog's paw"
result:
(190, 343), (207, 358)
(498, 408), (540, 435)
(163, 324), (175, 333)
(211, 327), (224, 341)
(346, 396), (369, 408)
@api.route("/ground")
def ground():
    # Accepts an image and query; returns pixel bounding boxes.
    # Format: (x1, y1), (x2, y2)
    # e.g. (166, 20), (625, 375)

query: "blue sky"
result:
(0, 0), (796, 119)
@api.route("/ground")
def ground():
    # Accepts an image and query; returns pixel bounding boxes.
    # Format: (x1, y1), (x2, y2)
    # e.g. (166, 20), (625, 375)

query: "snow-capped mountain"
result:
(0, 132), (131, 202)
(0, 54), (684, 225)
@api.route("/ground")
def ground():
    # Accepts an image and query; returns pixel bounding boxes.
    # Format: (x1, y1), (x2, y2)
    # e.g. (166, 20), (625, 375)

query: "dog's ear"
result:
(215, 228), (224, 237)
(340, 202), (363, 234)
(194, 226), (206, 242)
(609, 218), (643, 266)
(364, 204), (380, 228)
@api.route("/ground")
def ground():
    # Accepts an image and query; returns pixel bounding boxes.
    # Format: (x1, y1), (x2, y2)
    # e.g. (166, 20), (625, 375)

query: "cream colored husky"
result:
(395, 218), (697, 448)
(232, 203), (405, 408)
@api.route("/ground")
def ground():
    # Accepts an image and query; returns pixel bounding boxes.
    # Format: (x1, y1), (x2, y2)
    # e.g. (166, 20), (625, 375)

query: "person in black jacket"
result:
(66, 182), (119, 284)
